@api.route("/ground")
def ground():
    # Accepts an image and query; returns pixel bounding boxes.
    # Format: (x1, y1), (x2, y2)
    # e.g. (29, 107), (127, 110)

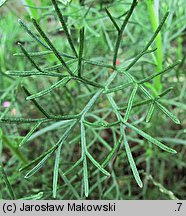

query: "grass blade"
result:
(124, 122), (177, 154)
(156, 101), (180, 124)
(124, 84), (138, 122)
(26, 77), (71, 100)
(120, 125), (143, 188)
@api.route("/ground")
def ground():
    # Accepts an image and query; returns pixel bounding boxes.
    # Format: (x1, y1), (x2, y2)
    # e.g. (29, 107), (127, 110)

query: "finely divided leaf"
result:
(146, 102), (155, 122)
(53, 144), (62, 198)
(25, 150), (54, 178)
(120, 125), (143, 188)
(86, 151), (110, 176)
(124, 84), (138, 122)
(125, 122), (177, 154)
(26, 77), (71, 100)
(156, 101), (180, 124)
(0, 165), (16, 199)
(19, 122), (42, 147)
(83, 156), (89, 197)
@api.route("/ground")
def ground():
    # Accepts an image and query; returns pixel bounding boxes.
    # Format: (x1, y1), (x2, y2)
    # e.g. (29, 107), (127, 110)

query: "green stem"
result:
(146, 0), (163, 92)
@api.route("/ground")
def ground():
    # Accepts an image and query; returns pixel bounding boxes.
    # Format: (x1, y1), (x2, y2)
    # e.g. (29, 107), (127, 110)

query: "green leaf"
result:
(138, 61), (181, 84)
(124, 84), (138, 122)
(80, 121), (87, 153)
(59, 170), (80, 199)
(28, 120), (75, 141)
(26, 77), (71, 100)
(105, 8), (120, 32)
(6, 70), (68, 78)
(53, 144), (62, 198)
(86, 151), (110, 176)
(120, 125), (143, 188)
(80, 121), (89, 197)
(83, 156), (89, 197)
(125, 11), (169, 71)
(63, 158), (83, 176)
(78, 27), (85, 77)
(140, 85), (154, 99)
(104, 82), (132, 94)
(0, 128), (2, 163)
(21, 121), (77, 174)
(19, 145), (58, 172)
(25, 150), (54, 178)
(19, 122), (42, 147)
(20, 192), (44, 200)
(102, 23), (114, 51)
(32, 18), (74, 76)
(22, 86), (51, 118)
(113, 0), (138, 66)
(124, 122), (177, 154)
(18, 19), (50, 50)
(52, 120), (79, 196)
(102, 136), (123, 167)
(0, 0), (8, 7)
(156, 101), (180, 124)
(0, 165), (16, 199)
(80, 90), (103, 117)
(51, 0), (77, 57)
(146, 102), (155, 122)
(18, 43), (43, 72)
(158, 87), (173, 98)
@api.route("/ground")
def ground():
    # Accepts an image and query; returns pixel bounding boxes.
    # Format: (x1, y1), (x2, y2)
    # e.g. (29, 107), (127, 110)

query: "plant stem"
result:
(146, 0), (163, 92)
